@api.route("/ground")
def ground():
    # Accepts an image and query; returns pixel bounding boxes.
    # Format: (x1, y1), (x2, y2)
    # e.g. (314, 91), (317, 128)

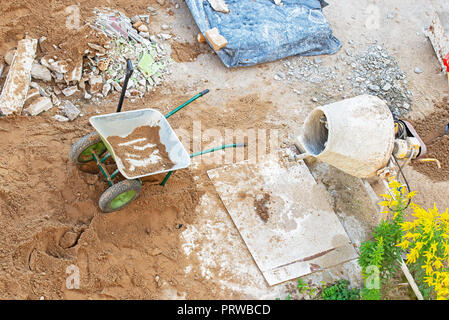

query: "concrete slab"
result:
(0, 38), (37, 116)
(207, 155), (358, 286)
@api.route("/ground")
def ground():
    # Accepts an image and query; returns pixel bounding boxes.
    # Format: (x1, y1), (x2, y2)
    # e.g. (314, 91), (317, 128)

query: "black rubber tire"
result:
(98, 179), (142, 213)
(69, 132), (107, 165)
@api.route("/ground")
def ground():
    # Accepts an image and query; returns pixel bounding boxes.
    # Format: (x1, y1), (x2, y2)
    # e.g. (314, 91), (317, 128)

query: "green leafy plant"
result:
(360, 287), (382, 300)
(321, 279), (360, 300)
(297, 278), (310, 294)
(358, 179), (408, 300)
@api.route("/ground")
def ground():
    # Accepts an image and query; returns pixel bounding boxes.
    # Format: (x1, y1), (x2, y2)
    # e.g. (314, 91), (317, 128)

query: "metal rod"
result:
(160, 171), (173, 187)
(190, 143), (246, 158)
(116, 59), (134, 113)
(100, 152), (111, 163)
(92, 150), (113, 186)
(111, 168), (120, 180)
(165, 89), (209, 119)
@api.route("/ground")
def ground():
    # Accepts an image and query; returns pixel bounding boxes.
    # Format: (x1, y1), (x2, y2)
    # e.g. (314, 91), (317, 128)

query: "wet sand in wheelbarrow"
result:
(107, 125), (175, 178)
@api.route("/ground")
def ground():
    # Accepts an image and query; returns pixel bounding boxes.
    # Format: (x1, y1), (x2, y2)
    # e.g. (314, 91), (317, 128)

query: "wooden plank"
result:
(0, 38), (37, 116)
(427, 11), (449, 71)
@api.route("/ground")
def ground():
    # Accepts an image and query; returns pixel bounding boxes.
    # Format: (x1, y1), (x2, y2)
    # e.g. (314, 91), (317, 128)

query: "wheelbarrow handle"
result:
(164, 89), (210, 119)
(116, 59), (134, 113)
(160, 142), (246, 187)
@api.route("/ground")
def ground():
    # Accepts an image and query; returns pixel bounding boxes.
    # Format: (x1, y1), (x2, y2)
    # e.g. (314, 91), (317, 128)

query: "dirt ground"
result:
(1, 0), (449, 300)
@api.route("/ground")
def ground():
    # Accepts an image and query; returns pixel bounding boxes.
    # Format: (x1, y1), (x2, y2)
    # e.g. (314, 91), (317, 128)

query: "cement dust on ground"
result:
(1, 0), (449, 300)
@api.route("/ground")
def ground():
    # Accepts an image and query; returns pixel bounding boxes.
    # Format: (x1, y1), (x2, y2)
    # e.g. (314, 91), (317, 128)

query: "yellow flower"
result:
(406, 247), (419, 264)
(404, 232), (421, 241)
(378, 200), (390, 207)
(397, 240), (410, 250)
(439, 209), (449, 222)
(442, 242), (449, 257)
(406, 191), (417, 199)
(415, 241), (424, 251)
(423, 250), (434, 261)
(424, 276), (435, 286)
(422, 263), (434, 276)
(400, 221), (417, 232)
(430, 241), (438, 254)
(388, 179), (402, 190)
(433, 258), (444, 270)
(380, 193), (392, 200)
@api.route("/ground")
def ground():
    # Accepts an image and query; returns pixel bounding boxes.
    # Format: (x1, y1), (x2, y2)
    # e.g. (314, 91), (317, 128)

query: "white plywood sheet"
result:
(207, 155), (358, 285)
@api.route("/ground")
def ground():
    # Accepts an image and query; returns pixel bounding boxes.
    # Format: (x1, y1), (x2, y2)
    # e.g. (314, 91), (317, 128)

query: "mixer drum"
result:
(297, 95), (395, 178)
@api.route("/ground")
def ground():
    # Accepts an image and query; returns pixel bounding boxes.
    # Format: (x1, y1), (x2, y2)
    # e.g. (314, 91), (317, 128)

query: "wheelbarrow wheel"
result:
(99, 179), (141, 213)
(69, 132), (107, 165)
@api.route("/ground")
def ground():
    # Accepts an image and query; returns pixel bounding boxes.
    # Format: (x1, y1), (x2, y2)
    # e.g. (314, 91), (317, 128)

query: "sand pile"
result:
(107, 125), (174, 178)
(411, 97), (449, 181)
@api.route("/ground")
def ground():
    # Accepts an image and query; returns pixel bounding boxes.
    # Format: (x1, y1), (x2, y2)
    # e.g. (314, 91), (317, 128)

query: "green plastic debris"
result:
(137, 52), (155, 79)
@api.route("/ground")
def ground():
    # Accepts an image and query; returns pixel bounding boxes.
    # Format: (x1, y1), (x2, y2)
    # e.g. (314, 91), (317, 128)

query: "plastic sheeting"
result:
(185, 0), (341, 67)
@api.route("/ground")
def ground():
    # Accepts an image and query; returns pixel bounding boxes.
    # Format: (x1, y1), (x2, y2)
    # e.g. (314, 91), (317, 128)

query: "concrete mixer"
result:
(295, 95), (427, 181)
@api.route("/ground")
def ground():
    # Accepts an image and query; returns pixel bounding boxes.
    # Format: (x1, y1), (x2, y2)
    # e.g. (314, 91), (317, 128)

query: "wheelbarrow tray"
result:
(89, 108), (191, 180)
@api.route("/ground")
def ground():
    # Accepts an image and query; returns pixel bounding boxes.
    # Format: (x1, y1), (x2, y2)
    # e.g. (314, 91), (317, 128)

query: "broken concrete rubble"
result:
(158, 33), (172, 40)
(207, 0), (230, 13)
(26, 88), (41, 101)
(62, 86), (78, 97)
(23, 96), (53, 116)
(62, 100), (80, 121)
(31, 62), (52, 81)
(64, 58), (83, 83)
(52, 114), (69, 122)
(0, 38), (38, 116)
(205, 27), (228, 51)
(4, 49), (16, 65)
(89, 75), (103, 93)
(0, 9), (172, 119)
(41, 56), (69, 74)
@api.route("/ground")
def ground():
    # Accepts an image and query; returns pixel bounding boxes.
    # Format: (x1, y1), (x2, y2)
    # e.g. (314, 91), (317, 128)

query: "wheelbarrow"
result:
(69, 60), (245, 213)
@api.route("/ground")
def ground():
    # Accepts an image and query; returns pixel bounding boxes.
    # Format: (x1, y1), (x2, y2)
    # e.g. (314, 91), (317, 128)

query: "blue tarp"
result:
(185, 0), (341, 67)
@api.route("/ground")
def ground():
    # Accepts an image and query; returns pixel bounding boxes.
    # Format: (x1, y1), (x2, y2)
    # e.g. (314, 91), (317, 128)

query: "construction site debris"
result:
(205, 28), (228, 52)
(0, 38), (37, 116)
(348, 45), (413, 117)
(23, 96), (53, 116)
(207, 0), (230, 13)
(62, 86), (78, 97)
(0, 8), (172, 118)
(62, 100), (81, 121)
(4, 49), (16, 65)
(197, 33), (206, 43)
(426, 11), (449, 72)
(90, 9), (172, 97)
(280, 57), (337, 84)
(52, 114), (69, 122)
(31, 62), (52, 81)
